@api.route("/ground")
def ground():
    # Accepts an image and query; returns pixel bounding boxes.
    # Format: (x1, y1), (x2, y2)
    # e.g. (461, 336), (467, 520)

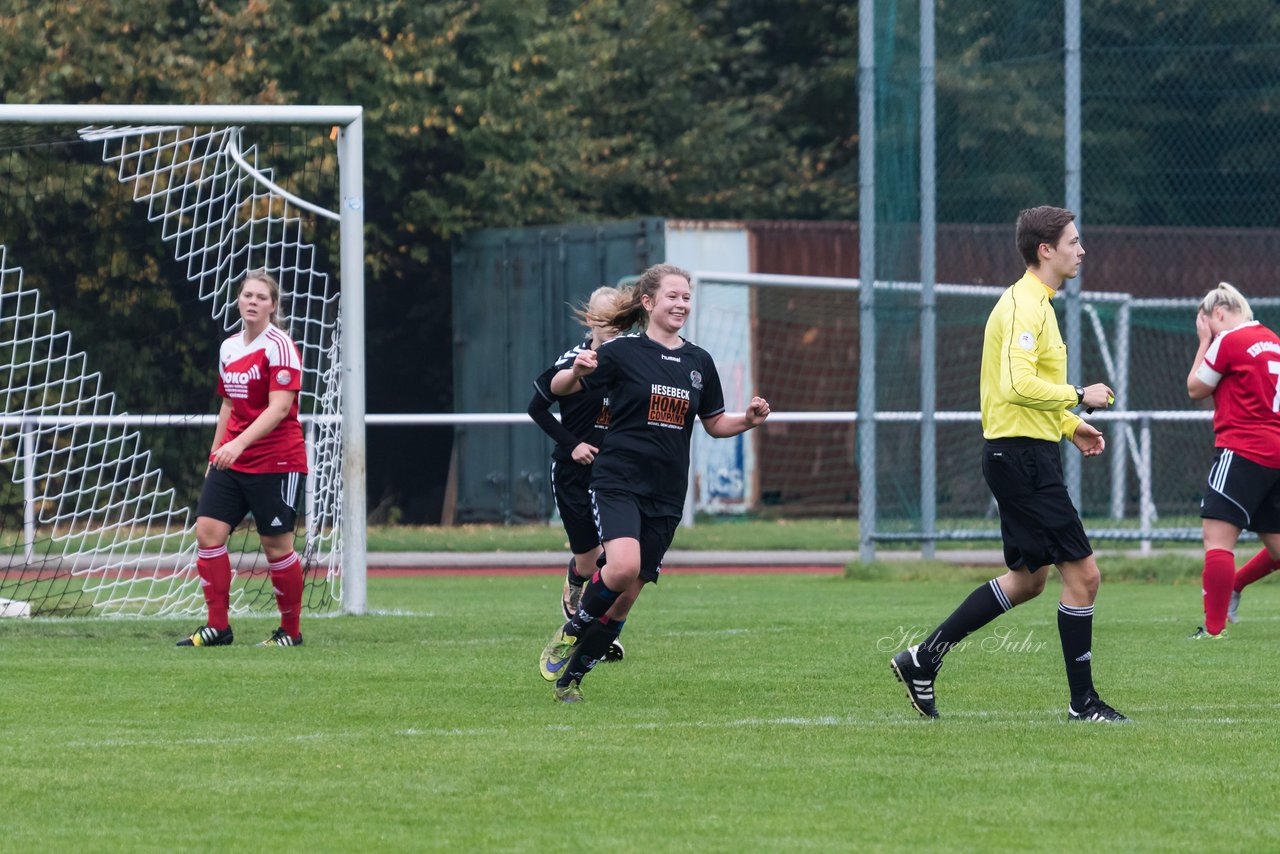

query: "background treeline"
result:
(1, 0), (1276, 521)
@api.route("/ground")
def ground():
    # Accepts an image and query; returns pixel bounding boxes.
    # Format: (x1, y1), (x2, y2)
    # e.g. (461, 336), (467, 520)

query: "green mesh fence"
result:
(863, 0), (1280, 543)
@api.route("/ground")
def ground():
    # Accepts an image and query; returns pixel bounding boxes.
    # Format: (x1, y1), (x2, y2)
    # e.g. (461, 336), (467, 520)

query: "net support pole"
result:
(1064, 0), (1084, 508)
(1138, 416), (1153, 555)
(1110, 300), (1130, 519)
(338, 115), (368, 615)
(305, 421), (318, 545)
(919, 0), (938, 560)
(858, 0), (878, 563)
(22, 419), (34, 564)
(683, 276), (700, 529)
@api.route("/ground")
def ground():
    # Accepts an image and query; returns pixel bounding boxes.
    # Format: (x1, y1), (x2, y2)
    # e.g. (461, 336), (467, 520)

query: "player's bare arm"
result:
(210, 389), (296, 470)
(701, 396), (771, 438)
(550, 349), (597, 396)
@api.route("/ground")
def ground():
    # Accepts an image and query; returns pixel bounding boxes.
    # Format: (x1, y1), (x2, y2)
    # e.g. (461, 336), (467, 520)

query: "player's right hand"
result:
(571, 442), (599, 464)
(573, 349), (598, 377)
(1081, 382), (1113, 409)
(210, 439), (245, 470)
(1195, 310), (1212, 342)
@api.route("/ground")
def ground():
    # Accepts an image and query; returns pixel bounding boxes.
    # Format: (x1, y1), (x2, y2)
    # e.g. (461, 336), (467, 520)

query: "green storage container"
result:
(450, 219), (665, 522)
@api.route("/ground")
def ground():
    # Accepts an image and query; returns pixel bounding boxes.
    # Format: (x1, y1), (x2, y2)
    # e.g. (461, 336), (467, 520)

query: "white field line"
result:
(59, 701), (1280, 749)
(65, 732), (334, 749)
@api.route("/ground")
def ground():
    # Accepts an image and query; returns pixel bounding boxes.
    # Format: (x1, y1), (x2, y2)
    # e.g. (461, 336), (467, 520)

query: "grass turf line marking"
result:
(60, 700), (1280, 750)
(65, 732), (332, 749)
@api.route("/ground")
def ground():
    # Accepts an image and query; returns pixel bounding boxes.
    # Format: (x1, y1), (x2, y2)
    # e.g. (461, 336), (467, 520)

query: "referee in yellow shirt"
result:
(890, 205), (1128, 723)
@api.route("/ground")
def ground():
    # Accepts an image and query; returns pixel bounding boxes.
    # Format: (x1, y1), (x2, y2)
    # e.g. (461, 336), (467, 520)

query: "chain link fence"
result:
(863, 0), (1280, 548)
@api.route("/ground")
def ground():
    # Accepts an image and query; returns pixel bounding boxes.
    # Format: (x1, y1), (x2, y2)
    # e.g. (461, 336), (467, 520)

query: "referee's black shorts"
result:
(550, 460), (602, 555)
(981, 437), (1092, 572)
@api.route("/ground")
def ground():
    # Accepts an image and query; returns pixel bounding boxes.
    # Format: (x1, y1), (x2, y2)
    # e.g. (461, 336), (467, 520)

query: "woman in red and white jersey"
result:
(177, 270), (309, 649)
(1186, 282), (1280, 638)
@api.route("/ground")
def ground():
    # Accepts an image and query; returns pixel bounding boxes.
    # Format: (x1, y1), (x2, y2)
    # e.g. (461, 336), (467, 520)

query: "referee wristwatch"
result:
(1075, 385), (1085, 406)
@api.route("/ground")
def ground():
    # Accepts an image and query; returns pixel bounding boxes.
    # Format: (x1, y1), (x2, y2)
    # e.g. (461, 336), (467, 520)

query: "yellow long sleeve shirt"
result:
(980, 272), (1083, 442)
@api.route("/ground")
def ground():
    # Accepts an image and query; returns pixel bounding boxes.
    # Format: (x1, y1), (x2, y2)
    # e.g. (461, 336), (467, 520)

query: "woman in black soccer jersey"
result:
(529, 286), (626, 663)
(538, 263), (770, 702)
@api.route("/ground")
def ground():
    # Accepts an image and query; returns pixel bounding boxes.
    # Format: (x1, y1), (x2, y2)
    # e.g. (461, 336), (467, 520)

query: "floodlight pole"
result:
(919, 0), (938, 560)
(1064, 0), (1084, 507)
(858, 0), (878, 563)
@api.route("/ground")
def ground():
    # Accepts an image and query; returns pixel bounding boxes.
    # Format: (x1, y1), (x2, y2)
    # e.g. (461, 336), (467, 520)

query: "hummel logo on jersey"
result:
(660, 354), (682, 362)
(220, 364), (262, 386)
(220, 363), (263, 399)
(556, 344), (585, 365)
(1075, 651), (1092, 662)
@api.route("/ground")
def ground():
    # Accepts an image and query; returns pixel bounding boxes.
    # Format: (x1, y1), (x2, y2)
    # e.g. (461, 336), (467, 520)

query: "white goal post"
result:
(0, 104), (367, 616)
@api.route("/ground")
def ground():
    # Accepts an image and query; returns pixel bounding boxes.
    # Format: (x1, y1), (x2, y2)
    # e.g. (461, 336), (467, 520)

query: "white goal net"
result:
(0, 112), (356, 617)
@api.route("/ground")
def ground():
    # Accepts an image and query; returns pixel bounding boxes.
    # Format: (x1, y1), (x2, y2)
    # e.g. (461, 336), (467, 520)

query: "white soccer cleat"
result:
(1226, 590), (1242, 624)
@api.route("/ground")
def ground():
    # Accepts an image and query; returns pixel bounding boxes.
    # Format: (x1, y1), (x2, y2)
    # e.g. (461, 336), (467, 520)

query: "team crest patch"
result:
(690, 370), (703, 390)
(277, 369), (291, 385)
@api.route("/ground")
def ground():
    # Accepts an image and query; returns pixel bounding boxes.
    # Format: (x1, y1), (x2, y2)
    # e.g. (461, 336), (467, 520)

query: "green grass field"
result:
(2, 570), (1278, 851)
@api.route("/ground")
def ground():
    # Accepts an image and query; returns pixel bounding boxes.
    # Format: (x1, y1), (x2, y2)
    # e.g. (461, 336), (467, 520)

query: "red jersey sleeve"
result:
(1200, 331), (1231, 384)
(215, 336), (232, 399)
(264, 328), (303, 392)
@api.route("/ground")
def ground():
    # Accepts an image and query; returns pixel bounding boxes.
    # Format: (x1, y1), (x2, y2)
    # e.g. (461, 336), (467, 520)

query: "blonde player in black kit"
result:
(889, 205), (1128, 723)
(528, 286), (625, 662)
(537, 263), (771, 702)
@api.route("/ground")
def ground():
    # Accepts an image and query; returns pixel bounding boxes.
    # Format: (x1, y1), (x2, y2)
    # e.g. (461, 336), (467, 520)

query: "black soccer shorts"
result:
(588, 487), (680, 583)
(550, 460), (602, 555)
(981, 438), (1093, 571)
(1200, 448), (1280, 533)
(196, 468), (305, 536)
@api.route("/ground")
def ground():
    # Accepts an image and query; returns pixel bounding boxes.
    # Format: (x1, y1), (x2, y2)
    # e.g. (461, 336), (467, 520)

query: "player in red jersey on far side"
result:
(178, 269), (309, 648)
(1186, 282), (1280, 639)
